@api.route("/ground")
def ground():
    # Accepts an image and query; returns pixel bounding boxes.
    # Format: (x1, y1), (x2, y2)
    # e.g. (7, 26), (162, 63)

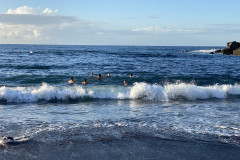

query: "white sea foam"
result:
(1, 82), (240, 102)
(129, 82), (166, 100)
(94, 82), (240, 101)
(0, 83), (86, 102)
(128, 82), (227, 100)
(0, 136), (29, 146)
(191, 49), (217, 53)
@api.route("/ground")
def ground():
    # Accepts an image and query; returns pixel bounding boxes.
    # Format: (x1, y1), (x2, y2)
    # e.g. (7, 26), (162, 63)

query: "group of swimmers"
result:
(68, 72), (133, 86)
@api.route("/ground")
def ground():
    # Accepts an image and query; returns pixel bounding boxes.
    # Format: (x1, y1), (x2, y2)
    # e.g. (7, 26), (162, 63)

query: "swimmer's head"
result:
(68, 77), (74, 84)
(82, 78), (87, 85)
(124, 80), (127, 86)
(97, 74), (102, 80)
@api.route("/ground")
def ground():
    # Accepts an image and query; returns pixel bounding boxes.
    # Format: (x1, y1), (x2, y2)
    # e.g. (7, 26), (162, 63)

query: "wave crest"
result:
(0, 83), (86, 102)
(130, 82), (240, 101)
(1, 82), (240, 103)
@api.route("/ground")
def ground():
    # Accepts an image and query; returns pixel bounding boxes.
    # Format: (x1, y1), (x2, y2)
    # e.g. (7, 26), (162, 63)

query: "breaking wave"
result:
(191, 49), (217, 53)
(1, 82), (240, 103)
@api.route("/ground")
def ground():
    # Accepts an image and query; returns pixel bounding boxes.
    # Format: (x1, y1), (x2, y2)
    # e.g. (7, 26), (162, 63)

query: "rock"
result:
(233, 48), (240, 55)
(227, 41), (240, 50)
(221, 48), (233, 55)
(221, 41), (240, 55)
(215, 49), (222, 53)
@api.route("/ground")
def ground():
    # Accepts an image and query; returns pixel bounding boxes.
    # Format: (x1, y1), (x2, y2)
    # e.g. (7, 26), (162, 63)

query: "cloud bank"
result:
(6, 6), (58, 15)
(0, 6), (100, 44)
(0, 6), (240, 45)
(132, 26), (202, 34)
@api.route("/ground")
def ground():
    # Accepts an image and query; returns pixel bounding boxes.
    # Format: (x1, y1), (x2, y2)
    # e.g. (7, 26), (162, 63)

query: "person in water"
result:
(124, 80), (127, 86)
(82, 78), (88, 85)
(107, 73), (111, 77)
(129, 73), (133, 77)
(91, 72), (93, 77)
(97, 74), (102, 80)
(68, 77), (74, 84)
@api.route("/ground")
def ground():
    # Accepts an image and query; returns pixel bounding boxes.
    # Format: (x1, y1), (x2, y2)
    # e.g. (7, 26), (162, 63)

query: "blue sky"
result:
(0, 0), (239, 46)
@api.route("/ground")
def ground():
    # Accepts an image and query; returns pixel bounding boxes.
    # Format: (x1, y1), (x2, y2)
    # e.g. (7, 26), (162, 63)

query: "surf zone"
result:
(1, 82), (240, 103)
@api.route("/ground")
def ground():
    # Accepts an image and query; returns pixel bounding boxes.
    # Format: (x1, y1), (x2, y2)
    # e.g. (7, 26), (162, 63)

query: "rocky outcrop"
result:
(227, 41), (240, 50)
(233, 48), (240, 55)
(220, 41), (240, 55)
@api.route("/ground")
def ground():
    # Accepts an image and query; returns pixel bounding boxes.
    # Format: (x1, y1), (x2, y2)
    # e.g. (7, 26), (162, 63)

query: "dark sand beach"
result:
(1, 136), (239, 160)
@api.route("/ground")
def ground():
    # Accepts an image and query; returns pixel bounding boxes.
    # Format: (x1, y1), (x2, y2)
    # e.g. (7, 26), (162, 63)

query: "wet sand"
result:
(0, 137), (239, 160)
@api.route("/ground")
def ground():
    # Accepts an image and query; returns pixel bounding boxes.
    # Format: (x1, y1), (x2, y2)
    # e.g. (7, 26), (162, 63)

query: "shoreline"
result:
(1, 136), (239, 160)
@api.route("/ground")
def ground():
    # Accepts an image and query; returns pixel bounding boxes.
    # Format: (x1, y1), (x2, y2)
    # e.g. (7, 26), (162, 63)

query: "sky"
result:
(0, 0), (239, 46)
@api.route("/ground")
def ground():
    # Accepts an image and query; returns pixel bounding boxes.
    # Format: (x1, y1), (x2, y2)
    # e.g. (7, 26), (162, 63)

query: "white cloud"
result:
(6, 6), (58, 15)
(132, 26), (202, 34)
(24, 30), (41, 39)
(42, 8), (58, 14)
(0, 23), (19, 38)
(7, 31), (19, 38)
(0, 14), (77, 25)
(2, 6), (239, 45)
(7, 6), (40, 15)
(33, 30), (41, 37)
(0, 22), (43, 40)
(0, 6), (102, 44)
(0, 30), (19, 39)
(132, 26), (172, 32)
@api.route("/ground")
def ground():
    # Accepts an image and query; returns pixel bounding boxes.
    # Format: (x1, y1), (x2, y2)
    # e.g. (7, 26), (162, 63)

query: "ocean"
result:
(0, 44), (239, 159)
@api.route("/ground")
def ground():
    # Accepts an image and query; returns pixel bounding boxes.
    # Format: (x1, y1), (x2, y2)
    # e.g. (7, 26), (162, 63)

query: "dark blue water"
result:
(1, 45), (239, 87)
(0, 45), (239, 147)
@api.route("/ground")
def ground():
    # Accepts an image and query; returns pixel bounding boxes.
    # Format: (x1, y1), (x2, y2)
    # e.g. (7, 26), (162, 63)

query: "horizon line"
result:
(0, 43), (225, 47)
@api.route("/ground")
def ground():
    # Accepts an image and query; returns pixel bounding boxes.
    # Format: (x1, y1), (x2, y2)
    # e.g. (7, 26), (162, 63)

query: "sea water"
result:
(0, 44), (239, 148)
